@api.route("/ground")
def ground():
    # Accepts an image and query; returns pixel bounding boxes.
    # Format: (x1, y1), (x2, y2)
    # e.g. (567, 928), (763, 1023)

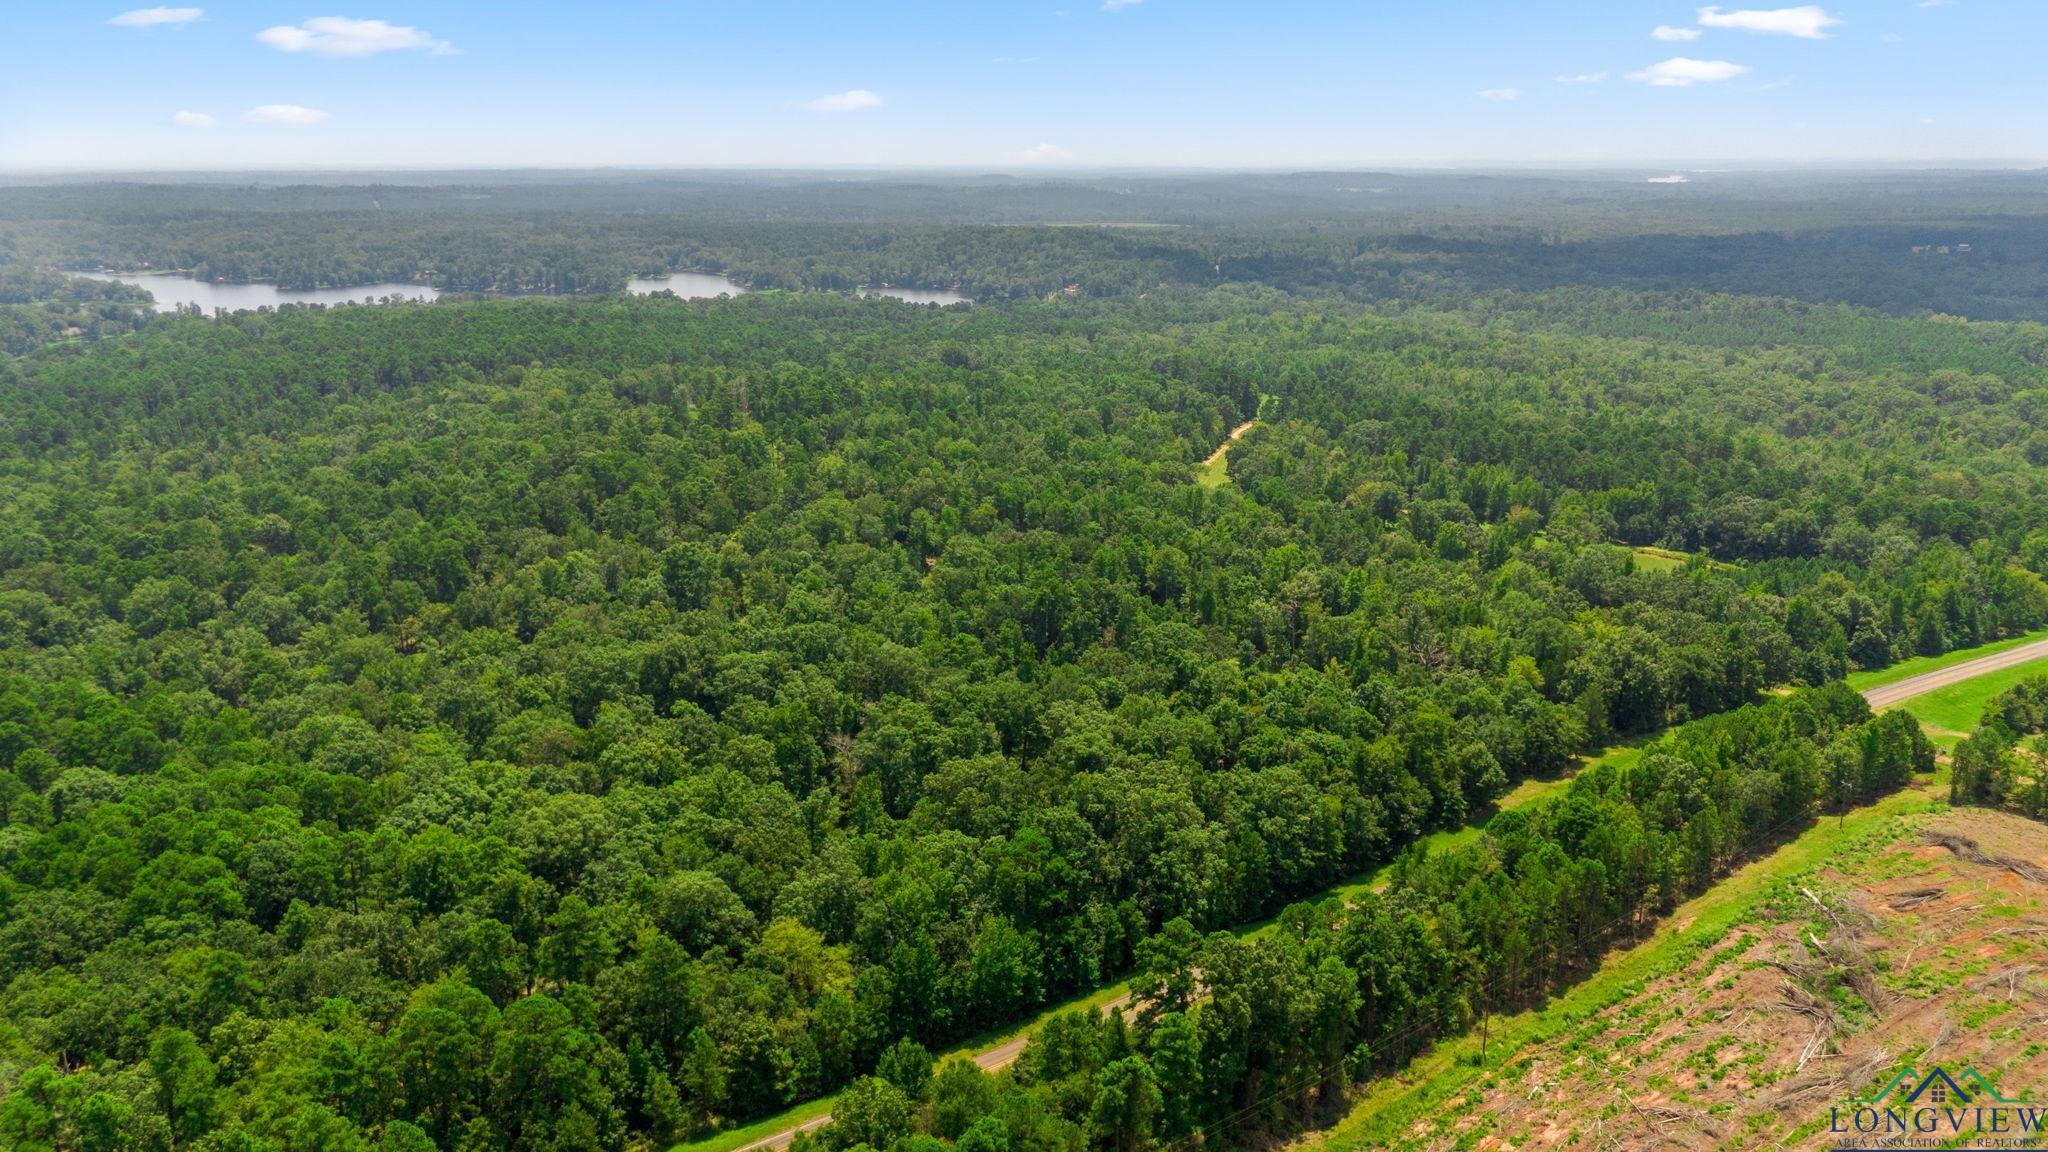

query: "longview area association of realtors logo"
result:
(1829, 1064), (2047, 1149)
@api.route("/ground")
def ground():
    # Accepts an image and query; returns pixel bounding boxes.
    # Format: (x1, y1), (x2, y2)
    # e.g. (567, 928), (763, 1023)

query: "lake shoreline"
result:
(71, 268), (970, 312)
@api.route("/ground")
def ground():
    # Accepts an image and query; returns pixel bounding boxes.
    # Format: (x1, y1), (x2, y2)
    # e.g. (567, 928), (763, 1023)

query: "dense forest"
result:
(7, 172), (2048, 318)
(779, 686), (1931, 1152)
(0, 271), (2037, 1152)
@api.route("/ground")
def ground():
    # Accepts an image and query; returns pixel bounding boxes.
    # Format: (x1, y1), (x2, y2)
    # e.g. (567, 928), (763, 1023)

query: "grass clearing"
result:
(1629, 545), (1736, 573)
(1194, 395), (1279, 490)
(1194, 438), (1242, 489)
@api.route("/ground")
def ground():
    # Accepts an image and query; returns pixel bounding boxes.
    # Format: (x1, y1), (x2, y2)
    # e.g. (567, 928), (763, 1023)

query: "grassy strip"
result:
(1629, 545), (1735, 574)
(1194, 448), (1237, 490)
(1887, 654), (2048, 739)
(1319, 772), (1949, 1151)
(1845, 628), (2048, 692)
(673, 1097), (838, 1152)
(672, 742), (1640, 1152)
(1195, 425), (1258, 489)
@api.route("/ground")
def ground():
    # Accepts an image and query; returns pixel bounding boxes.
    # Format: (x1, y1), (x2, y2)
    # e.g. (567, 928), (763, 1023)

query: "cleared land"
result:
(1321, 799), (2048, 1152)
(1629, 545), (1736, 574)
(1195, 419), (1261, 489)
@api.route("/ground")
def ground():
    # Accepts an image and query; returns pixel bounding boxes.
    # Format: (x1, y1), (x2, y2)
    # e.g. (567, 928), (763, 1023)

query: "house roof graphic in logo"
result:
(1851, 1065), (2024, 1106)
(1902, 1068), (1972, 1107)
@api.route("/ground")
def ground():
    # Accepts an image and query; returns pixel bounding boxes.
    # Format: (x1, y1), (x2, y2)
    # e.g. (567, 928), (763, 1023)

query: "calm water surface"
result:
(625, 272), (748, 298)
(76, 271), (437, 313)
(862, 288), (972, 305)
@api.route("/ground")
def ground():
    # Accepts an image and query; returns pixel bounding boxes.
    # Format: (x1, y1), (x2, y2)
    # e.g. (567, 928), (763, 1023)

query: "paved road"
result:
(725, 636), (2048, 1152)
(1861, 636), (2048, 710)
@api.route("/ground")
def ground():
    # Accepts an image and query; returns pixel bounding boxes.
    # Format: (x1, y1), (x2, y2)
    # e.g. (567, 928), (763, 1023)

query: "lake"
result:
(80, 269), (969, 312)
(862, 288), (972, 305)
(625, 272), (749, 298)
(627, 275), (969, 305)
(75, 271), (438, 313)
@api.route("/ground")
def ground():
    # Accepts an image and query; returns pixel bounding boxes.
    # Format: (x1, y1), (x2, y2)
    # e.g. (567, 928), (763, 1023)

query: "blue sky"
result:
(3, 2), (2040, 170)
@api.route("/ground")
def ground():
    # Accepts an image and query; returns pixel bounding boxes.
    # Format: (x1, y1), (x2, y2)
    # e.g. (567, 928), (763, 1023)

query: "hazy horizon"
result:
(6, 160), (2048, 178)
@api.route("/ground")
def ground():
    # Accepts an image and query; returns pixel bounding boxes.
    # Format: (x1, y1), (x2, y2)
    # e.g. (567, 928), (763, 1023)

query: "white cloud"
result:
(1101, 0), (1142, 10)
(1919, 0), (1955, 7)
(110, 7), (202, 27)
(256, 17), (455, 57)
(242, 104), (332, 125)
(797, 89), (884, 113)
(170, 110), (216, 127)
(1697, 6), (1842, 38)
(1627, 57), (1751, 86)
(1653, 25), (1702, 40)
(1478, 88), (1521, 102)
(1555, 72), (1608, 84)
(1647, 174), (1691, 183)
(1918, 115), (1937, 124)
(1017, 143), (1072, 161)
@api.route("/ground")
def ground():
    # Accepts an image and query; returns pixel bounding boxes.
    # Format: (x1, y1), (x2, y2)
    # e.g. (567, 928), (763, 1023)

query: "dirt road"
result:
(1199, 420), (1259, 469)
(1860, 636), (2048, 710)
(731, 993), (1141, 1152)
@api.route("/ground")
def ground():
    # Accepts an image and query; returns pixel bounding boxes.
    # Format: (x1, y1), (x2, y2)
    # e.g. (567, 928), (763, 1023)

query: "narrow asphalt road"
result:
(1860, 636), (2048, 711)
(724, 635), (2048, 1152)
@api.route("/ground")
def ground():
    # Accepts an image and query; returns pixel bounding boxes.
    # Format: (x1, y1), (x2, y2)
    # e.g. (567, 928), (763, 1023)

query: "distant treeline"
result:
(7, 173), (2048, 318)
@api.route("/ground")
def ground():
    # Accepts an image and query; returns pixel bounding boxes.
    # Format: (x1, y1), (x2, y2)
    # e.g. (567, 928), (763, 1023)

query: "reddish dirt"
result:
(1405, 809), (2048, 1152)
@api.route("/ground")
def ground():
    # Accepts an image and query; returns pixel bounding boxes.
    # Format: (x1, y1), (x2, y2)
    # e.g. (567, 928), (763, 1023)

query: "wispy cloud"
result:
(1017, 143), (1072, 161)
(1101, 0), (1143, 10)
(1647, 174), (1691, 183)
(796, 89), (884, 113)
(1477, 88), (1521, 102)
(1653, 25), (1702, 41)
(1555, 72), (1608, 84)
(109, 6), (202, 27)
(992, 55), (1042, 64)
(1919, 0), (1955, 7)
(256, 16), (456, 56)
(170, 110), (216, 127)
(242, 104), (331, 125)
(1627, 57), (1751, 86)
(1696, 6), (1842, 38)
